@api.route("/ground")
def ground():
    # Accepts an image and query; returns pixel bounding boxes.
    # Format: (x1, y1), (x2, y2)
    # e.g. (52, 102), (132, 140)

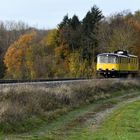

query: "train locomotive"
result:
(96, 50), (139, 78)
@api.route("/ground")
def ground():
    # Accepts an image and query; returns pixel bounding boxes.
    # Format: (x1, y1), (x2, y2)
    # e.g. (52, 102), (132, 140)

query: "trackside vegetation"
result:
(0, 79), (139, 134)
(0, 6), (140, 79)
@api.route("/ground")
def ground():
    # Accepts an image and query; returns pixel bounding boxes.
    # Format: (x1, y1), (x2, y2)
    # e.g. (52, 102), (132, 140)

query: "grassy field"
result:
(5, 90), (140, 140)
(92, 100), (140, 140)
(42, 97), (140, 140)
(0, 79), (140, 139)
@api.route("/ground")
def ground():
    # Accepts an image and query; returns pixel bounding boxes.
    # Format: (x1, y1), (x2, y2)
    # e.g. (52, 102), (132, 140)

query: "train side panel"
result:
(118, 57), (128, 72)
(97, 63), (119, 71)
(129, 57), (138, 73)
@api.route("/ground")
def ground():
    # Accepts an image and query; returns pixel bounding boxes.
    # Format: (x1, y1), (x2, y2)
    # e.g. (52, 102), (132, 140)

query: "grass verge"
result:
(92, 100), (140, 140)
(0, 79), (139, 134)
(12, 90), (140, 140)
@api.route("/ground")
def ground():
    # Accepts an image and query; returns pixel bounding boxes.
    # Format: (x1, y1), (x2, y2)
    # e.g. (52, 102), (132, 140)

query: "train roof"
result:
(97, 53), (138, 58)
(128, 54), (138, 58)
(97, 53), (128, 58)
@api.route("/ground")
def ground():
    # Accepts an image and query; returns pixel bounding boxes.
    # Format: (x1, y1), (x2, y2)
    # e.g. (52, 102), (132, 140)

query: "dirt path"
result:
(5, 92), (140, 140)
(89, 95), (140, 132)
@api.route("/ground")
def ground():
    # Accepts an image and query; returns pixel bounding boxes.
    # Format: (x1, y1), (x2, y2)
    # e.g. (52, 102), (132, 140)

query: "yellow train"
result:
(97, 50), (139, 77)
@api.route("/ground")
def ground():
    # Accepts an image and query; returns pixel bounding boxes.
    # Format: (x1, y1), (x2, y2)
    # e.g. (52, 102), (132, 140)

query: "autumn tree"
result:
(0, 21), (31, 78)
(35, 29), (58, 78)
(128, 12), (140, 67)
(4, 32), (36, 79)
(98, 12), (138, 53)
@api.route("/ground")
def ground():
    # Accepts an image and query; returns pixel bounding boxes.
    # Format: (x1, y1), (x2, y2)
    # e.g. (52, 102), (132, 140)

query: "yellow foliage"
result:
(4, 32), (36, 79)
(41, 29), (57, 47)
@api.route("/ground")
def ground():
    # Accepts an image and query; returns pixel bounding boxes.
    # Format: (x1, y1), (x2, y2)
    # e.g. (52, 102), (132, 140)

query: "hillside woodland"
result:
(2, 6), (140, 79)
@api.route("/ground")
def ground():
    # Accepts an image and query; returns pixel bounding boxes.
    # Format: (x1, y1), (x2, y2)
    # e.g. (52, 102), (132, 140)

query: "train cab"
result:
(97, 50), (138, 78)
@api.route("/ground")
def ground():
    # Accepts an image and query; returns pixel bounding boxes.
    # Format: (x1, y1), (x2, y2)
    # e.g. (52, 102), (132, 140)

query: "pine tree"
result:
(81, 5), (103, 62)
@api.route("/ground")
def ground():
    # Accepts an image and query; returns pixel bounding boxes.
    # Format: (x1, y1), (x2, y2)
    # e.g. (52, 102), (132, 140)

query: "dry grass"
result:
(0, 79), (139, 133)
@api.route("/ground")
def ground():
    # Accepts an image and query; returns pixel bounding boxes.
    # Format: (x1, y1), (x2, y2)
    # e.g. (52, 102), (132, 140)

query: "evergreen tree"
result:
(70, 15), (81, 30)
(58, 14), (70, 29)
(81, 5), (103, 62)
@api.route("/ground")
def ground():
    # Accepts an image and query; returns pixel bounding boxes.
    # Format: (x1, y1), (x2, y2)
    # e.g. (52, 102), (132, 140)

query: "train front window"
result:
(98, 55), (117, 64)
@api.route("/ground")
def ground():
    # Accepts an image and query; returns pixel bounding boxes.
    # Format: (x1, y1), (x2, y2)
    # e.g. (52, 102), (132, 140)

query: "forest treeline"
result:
(1, 5), (140, 79)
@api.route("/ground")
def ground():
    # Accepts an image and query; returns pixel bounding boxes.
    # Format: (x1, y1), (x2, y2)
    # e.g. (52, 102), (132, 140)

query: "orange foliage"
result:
(4, 32), (36, 79)
(128, 19), (140, 31)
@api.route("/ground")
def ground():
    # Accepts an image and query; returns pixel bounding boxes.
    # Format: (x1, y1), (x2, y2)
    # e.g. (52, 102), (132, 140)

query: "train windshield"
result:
(97, 55), (117, 64)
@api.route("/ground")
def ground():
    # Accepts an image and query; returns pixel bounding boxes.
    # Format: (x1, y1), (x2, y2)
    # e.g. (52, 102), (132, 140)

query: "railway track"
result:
(0, 77), (138, 86)
(0, 78), (93, 87)
(0, 78), (87, 84)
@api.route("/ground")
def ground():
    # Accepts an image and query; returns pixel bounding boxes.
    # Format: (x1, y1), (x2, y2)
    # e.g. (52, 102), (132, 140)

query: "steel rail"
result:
(0, 78), (88, 84)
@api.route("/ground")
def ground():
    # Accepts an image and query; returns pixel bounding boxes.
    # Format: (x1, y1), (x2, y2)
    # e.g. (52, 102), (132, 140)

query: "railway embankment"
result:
(0, 79), (140, 135)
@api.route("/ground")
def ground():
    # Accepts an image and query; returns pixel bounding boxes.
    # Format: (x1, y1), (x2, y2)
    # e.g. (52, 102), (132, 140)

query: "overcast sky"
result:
(0, 0), (140, 29)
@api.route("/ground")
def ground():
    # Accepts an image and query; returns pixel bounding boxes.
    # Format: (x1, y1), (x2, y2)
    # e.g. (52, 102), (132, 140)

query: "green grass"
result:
(6, 99), (112, 140)
(92, 100), (140, 140)
(1, 79), (139, 134)
(1, 80), (140, 139)
(63, 99), (140, 140)
(5, 90), (140, 140)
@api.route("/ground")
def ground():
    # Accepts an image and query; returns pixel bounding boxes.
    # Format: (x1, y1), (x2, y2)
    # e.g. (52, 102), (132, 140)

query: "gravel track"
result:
(90, 95), (140, 132)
